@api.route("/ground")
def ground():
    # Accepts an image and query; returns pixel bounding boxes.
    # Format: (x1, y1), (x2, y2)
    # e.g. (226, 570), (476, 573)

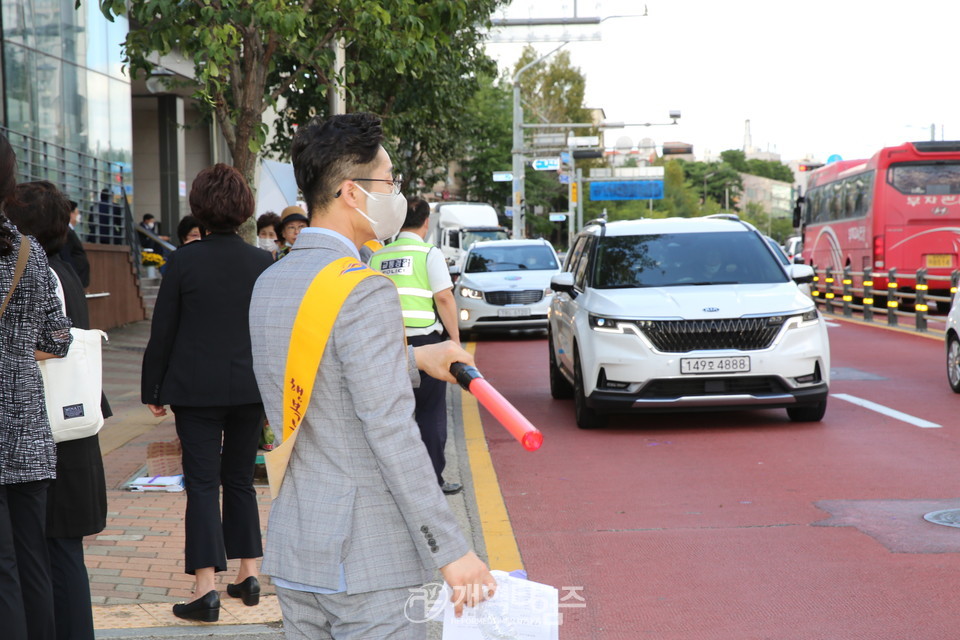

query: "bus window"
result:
(889, 162), (960, 195)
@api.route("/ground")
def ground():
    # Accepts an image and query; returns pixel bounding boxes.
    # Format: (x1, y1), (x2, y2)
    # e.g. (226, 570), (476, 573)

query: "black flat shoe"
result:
(226, 576), (260, 606)
(172, 590), (220, 622)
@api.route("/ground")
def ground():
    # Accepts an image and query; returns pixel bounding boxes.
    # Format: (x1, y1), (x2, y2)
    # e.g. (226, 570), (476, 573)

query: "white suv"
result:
(548, 216), (830, 428)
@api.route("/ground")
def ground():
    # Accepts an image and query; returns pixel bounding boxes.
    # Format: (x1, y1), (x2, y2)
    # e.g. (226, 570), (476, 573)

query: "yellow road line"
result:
(461, 342), (524, 572)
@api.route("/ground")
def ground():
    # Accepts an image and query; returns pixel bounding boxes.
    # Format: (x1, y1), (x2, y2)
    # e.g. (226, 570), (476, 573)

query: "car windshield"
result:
(462, 229), (510, 252)
(465, 245), (558, 273)
(592, 231), (789, 288)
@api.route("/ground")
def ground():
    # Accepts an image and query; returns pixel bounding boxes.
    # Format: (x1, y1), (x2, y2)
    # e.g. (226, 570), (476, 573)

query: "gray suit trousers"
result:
(277, 585), (426, 640)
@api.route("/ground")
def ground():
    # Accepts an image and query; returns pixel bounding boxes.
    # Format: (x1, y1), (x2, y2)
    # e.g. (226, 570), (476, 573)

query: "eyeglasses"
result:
(349, 174), (403, 196)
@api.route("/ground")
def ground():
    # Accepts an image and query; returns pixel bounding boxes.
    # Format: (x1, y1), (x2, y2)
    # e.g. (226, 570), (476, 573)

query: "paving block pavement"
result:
(90, 320), (481, 638)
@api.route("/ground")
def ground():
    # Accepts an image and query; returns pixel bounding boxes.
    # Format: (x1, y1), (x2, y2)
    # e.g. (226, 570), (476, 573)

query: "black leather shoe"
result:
(441, 482), (463, 495)
(172, 590), (220, 622)
(226, 576), (261, 606)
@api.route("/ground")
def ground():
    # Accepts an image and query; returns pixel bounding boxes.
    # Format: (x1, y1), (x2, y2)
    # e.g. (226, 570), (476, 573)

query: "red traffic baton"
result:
(450, 362), (543, 451)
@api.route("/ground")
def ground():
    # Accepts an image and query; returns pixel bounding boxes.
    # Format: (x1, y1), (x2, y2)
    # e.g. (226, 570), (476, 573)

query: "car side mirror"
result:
(789, 263), (814, 284)
(551, 272), (576, 298)
(448, 264), (460, 283)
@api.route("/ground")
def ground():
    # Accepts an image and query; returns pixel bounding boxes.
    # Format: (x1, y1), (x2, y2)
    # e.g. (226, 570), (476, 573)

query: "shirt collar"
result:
(299, 227), (360, 260)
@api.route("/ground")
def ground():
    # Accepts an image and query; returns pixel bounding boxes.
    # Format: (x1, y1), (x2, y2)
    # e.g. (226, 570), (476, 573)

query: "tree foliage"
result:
(721, 149), (795, 183)
(270, 1), (504, 193)
(98, 0), (502, 184)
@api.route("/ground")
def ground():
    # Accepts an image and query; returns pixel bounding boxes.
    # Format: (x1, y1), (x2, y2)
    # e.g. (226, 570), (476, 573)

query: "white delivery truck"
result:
(427, 202), (510, 266)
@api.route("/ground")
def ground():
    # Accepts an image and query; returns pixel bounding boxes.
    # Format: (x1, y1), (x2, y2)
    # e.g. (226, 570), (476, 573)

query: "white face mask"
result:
(257, 238), (276, 252)
(353, 184), (406, 242)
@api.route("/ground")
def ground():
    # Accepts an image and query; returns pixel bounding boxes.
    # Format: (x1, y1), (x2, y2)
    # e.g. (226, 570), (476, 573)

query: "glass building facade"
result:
(1, 0), (132, 243)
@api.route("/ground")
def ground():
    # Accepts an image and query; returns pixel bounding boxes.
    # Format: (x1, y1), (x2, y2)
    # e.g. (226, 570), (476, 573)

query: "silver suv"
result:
(548, 216), (829, 428)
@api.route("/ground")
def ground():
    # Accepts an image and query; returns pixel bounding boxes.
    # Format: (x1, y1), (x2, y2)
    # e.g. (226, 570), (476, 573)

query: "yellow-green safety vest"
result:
(370, 238), (437, 329)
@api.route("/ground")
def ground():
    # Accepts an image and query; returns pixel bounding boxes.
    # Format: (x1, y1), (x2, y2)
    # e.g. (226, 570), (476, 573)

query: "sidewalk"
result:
(89, 320), (487, 638)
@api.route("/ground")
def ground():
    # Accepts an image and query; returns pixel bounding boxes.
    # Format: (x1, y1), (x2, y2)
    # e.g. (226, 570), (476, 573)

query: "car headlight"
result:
(786, 308), (819, 329)
(459, 285), (483, 300)
(589, 313), (628, 333)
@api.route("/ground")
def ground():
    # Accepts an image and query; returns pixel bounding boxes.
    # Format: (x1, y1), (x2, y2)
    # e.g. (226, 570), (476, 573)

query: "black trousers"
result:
(0, 480), (55, 640)
(47, 537), (93, 640)
(172, 404), (264, 574)
(407, 332), (448, 486)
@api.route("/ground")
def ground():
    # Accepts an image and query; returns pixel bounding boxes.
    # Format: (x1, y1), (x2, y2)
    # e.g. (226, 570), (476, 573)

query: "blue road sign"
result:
(590, 180), (664, 201)
(532, 157), (561, 171)
(560, 151), (571, 165)
(558, 174), (571, 184)
(492, 171), (513, 182)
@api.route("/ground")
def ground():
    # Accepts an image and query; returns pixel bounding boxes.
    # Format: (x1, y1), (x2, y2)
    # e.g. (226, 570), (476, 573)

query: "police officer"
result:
(370, 197), (462, 495)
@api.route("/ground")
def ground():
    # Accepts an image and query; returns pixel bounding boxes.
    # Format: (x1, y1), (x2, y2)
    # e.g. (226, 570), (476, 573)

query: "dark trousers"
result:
(408, 332), (448, 486)
(172, 404), (264, 574)
(0, 480), (55, 640)
(47, 537), (94, 640)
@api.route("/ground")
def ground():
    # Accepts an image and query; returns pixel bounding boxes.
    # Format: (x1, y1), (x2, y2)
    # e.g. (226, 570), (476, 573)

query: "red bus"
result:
(796, 140), (960, 296)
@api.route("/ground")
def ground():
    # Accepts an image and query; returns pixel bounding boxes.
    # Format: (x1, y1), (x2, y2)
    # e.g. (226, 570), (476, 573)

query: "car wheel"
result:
(548, 330), (573, 399)
(947, 335), (960, 393)
(573, 348), (607, 429)
(786, 398), (827, 422)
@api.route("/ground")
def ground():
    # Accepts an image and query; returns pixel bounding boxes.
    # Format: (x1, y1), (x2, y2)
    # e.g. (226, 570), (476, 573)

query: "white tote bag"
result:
(38, 270), (108, 443)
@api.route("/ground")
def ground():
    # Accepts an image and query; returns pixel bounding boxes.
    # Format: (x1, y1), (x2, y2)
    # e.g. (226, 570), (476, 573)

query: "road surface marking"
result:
(832, 393), (941, 428)
(461, 342), (524, 571)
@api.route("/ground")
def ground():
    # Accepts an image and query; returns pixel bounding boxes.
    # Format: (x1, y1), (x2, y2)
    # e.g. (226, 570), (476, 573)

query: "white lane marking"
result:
(832, 393), (942, 428)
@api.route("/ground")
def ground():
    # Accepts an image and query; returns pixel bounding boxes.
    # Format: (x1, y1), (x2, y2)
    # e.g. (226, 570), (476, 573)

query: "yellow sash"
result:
(363, 239), (384, 253)
(264, 256), (383, 499)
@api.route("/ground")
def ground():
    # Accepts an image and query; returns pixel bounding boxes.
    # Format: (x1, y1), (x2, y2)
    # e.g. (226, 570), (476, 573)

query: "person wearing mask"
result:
(5, 180), (111, 640)
(142, 164), (274, 622)
(177, 215), (205, 246)
(0, 134), (74, 640)
(59, 199), (90, 288)
(249, 113), (495, 638)
(275, 205), (307, 260)
(256, 212), (281, 258)
(370, 197), (463, 495)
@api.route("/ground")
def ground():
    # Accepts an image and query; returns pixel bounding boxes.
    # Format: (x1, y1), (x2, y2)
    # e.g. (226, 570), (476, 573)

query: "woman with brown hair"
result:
(141, 164), (274, 622)
(5, 180), (110, 640)
(0, 138), (73, 640)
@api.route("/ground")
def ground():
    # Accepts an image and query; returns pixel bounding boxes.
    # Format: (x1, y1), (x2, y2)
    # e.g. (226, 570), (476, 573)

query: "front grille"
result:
(639, 376), (788, 399)
(639, 317), (783, 352)
(484, 290), (543, 305)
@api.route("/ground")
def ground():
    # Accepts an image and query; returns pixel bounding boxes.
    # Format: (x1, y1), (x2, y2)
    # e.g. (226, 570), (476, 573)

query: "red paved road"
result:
(473, 321), (960, 639)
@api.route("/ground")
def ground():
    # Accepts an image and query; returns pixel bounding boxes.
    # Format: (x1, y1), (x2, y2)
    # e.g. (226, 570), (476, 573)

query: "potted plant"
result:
(141, 250), (165, 278)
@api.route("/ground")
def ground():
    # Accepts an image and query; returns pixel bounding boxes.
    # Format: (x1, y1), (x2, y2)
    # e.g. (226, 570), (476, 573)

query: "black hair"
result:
(142, 213), (156, 223)
(5, 181), (70, 256)
(0, 133), (19, 256)
(177, 214), (205, 244)
(291, 113), (384, 214)
(67, 199), (78, 211)
(402, 197), (431, 230)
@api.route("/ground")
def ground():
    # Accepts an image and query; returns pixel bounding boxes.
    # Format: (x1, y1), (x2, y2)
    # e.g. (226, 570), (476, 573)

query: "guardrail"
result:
(810, 266), (959, 335)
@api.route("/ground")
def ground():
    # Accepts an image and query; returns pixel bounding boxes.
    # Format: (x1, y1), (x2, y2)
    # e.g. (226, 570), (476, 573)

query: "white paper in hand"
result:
(434, 570), (559, 640)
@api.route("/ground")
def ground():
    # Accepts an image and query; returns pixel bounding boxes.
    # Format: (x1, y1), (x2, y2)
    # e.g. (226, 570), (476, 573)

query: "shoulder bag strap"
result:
(0, 236), (30, 320)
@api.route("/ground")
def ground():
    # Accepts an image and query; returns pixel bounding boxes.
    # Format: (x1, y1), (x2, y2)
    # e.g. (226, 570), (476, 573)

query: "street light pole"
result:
(512, 42), (568, 240)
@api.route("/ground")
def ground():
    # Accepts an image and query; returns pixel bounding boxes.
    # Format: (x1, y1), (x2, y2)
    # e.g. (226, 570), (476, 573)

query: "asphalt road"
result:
(472, 318), (960, 639)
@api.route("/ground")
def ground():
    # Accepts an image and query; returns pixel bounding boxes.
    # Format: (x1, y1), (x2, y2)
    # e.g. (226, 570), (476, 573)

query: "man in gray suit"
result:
(249, 113), (496, 639)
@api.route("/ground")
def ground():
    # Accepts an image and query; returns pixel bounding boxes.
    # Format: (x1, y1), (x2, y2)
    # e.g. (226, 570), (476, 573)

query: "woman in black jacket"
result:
(141, 164), (273, 622)
(5, 180), (110, 640)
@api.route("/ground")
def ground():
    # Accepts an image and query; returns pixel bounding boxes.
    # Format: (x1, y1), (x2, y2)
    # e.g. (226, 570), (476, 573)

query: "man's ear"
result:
(339, 181), (362, 208)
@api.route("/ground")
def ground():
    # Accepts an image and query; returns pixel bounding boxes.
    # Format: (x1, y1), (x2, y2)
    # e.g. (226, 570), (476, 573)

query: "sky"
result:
(485, 0), (960, 164)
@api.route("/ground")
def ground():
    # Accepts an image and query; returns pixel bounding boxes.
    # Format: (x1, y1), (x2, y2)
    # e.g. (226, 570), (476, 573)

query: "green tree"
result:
(458, 74), (513, 210)
(271, 1), (505, 192)
(720, 149), (794, 182)
(98, 0), (503, 238)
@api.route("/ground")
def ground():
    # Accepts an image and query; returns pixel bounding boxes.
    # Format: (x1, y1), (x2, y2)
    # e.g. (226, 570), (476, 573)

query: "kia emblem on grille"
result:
(703, 307), (719, 312)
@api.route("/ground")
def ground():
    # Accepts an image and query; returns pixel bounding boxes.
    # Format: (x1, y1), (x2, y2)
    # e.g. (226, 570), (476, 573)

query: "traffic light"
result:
(798, 163), (824, 172)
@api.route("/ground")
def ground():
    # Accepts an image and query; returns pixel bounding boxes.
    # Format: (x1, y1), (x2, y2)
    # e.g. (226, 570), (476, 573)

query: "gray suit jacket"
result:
(250, 231), (469, 594)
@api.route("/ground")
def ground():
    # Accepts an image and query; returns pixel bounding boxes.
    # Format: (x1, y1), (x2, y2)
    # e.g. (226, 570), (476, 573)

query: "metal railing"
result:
(1, 126), (138, 269)
(810, 265), (958, 335)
